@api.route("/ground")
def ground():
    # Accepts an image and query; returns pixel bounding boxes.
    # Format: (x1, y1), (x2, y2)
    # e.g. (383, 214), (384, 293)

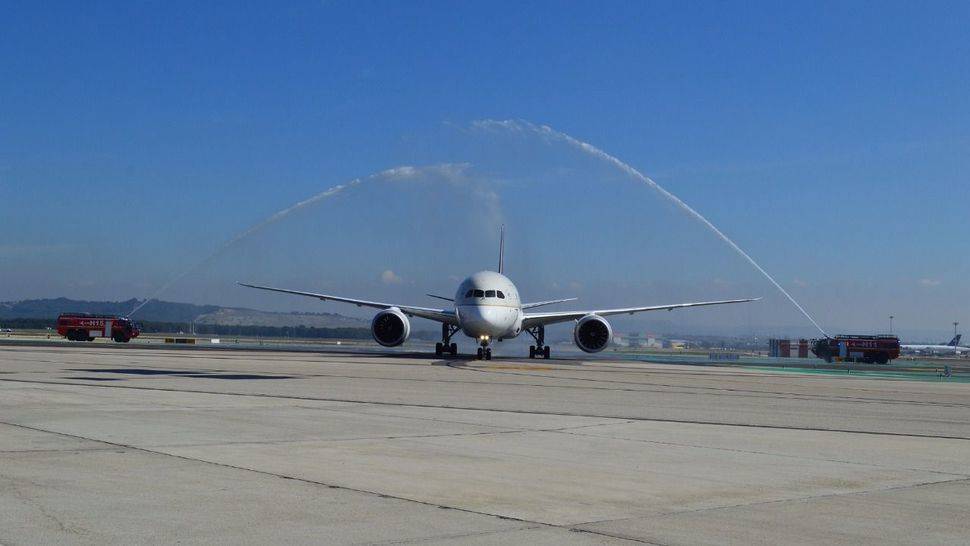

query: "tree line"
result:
(0, 318), (375, 340)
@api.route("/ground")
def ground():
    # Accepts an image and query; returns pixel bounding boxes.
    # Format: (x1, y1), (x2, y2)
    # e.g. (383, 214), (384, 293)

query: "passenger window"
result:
(465, 290), (474, 298)
(485, 290), (496, 298)
(473, 290), (484, 297)
(496, 291), (505, 299)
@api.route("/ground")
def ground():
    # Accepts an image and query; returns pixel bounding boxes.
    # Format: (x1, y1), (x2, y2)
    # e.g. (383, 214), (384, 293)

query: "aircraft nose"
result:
(459, 306), (505, 337)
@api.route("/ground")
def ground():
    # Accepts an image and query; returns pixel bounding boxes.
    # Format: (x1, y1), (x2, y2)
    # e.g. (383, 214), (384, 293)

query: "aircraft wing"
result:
(521, 297), (760, 329)
(521, 297), (578, 310)
(238, 282), (458, 325)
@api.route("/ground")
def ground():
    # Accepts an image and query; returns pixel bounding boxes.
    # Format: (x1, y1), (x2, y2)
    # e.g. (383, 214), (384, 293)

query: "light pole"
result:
(889, 315), (894, 335)
(955, 322), (960, 338)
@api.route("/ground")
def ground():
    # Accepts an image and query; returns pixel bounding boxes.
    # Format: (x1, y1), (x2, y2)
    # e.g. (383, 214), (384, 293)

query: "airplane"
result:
(239, 227), (759, 360)
(902, 334), (968, 354)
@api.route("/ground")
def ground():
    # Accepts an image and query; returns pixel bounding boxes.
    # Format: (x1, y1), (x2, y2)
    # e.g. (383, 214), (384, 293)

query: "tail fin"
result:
(498, 225), (505, 274)
(947, 334), (961, 346)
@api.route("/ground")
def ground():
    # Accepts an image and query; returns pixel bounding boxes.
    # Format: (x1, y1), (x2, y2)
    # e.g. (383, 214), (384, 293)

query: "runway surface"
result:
(1, 344), (969, 544)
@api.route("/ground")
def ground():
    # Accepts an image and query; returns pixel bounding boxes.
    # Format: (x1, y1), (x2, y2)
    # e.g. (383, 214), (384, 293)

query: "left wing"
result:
(238, 282), (458, 325)
(522, 297), (760, 329)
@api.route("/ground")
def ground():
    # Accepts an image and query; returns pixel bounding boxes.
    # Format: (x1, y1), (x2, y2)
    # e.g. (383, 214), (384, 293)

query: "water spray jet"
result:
(473, 119), (828, 337)
(129, 163), (470, 317)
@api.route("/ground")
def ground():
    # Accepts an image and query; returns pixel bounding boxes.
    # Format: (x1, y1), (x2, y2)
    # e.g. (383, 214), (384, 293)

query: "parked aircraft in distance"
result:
(240, 227), (758, 360)
(902, 334), (968, 354)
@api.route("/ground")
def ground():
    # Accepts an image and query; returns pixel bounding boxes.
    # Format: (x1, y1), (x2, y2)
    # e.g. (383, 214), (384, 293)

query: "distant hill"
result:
(0, 298), (368, 328)
(193, 307), (366, 328)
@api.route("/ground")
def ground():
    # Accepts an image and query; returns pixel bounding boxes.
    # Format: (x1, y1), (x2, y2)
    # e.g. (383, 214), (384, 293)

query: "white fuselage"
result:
(902, 344), (967, 354)
(454, 271), (523, 341)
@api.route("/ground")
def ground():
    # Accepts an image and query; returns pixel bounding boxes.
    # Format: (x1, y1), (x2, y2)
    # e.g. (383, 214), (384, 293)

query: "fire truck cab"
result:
(57, 313), (140, 343)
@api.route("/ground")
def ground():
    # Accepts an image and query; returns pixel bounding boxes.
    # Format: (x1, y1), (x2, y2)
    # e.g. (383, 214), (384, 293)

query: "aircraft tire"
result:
(543, 346), (550, 359)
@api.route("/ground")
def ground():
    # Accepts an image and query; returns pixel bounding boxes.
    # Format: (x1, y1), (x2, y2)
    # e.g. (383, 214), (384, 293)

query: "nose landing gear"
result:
(526, 325), (550, 359)
(435, 324), (460, 357)
(462, 328), (493, 361)
(475, 334), (493, 360)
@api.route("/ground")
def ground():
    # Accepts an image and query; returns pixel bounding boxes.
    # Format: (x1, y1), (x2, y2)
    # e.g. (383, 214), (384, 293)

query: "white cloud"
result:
(379, 163), (470, 181)
(792, 279), (809, 288)
(918, 278), (941, 287)
(380, 270), (404, 285)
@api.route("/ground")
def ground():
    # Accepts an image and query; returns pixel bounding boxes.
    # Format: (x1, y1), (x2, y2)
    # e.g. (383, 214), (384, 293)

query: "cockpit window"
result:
(473, 289), (484, 298)
(496, 291), (505, 299)
(485, 290), (496, 298)
(465, 290), (474, 297)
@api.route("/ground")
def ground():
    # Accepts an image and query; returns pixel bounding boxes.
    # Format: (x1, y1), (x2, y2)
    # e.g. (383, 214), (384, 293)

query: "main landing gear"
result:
(526, 325), (551, 359)
(435, 324), (459, 357)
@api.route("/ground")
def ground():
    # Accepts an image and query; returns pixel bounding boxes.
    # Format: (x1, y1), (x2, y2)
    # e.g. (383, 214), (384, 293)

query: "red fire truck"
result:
(811, 335), (900, 364)
(56, 314), (140, 343)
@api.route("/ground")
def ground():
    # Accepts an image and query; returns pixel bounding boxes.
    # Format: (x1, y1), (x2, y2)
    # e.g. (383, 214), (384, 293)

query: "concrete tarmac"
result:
(1, 344), (969, 544)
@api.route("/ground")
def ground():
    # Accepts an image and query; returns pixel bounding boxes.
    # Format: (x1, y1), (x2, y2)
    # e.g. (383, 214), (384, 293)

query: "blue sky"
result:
(1, 1), (968, 338)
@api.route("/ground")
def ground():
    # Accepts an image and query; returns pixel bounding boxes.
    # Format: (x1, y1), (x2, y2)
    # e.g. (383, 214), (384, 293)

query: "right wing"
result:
(520, 297), (578, 310)
(238, 282), (458, 325)
(522, 297), (759, 329)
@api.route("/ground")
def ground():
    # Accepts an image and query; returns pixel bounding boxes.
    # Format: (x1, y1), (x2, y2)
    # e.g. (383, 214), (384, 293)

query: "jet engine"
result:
(573, 314), (612, 353)
(371, 308), (411, 347)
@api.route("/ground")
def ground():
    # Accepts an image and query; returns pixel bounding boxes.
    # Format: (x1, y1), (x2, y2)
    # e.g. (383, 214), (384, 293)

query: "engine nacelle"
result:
(573, 314), (612, 353)
(371, 308), (411, 347)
